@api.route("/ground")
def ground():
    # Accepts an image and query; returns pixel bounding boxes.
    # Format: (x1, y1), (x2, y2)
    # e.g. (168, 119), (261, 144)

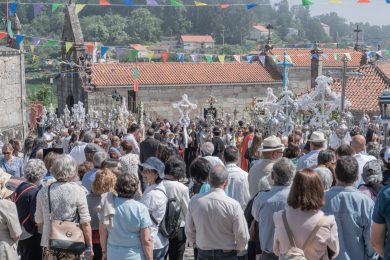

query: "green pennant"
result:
(170, 0), (184, 7)
(302, 0), (313, 5)
(7, 21), (13, 38)
(334, 53), (339, 61)
(205, 54), (213, 64)
(130, 49), (139, 61)
(386, 50), (390, 58)
(47, 39), (58, 46)
(52, 3), (61, 12)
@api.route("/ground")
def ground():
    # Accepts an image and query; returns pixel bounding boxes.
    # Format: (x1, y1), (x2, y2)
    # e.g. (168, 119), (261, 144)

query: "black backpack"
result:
(150, 188), (182, 238)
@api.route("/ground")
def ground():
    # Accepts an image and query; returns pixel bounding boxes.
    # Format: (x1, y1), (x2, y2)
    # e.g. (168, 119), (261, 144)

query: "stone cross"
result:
(172, 94), (197, 148)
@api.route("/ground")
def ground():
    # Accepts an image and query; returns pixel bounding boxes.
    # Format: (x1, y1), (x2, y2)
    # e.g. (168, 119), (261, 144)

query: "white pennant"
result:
(259, 55), (266, 66)
(233, 55), (241, 63)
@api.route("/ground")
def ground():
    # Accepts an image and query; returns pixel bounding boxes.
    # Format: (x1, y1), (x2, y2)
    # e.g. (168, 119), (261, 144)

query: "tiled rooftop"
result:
(180, 35), (215, 43)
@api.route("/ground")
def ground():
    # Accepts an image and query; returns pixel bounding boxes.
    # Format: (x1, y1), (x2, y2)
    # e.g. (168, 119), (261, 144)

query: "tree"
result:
(127, 8), (162, 43)
(318, 12), (349, 42)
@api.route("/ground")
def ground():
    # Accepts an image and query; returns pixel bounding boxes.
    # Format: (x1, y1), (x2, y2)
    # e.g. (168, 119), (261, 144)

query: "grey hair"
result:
(201, 142), (214, 156)
(24, 159), (47, 183)
(209, 164), (228, 188)
(362, 166), (383, 185)
(83, 131), (96, 143)
(50, 154), (79, 182)
(93, 151), (109, 168)
(272, 158), (295, 186)
(315, 167), (333, 190)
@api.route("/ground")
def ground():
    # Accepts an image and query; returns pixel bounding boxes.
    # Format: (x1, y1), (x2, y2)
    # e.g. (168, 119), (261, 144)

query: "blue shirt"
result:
(373, 185), (390, 259)
(0, 157), (23, 177)
(81, 168), (97, 193)
(296, 150), (320, 170)
(322, 186), (376, 260)
(251, 186), (290, 252)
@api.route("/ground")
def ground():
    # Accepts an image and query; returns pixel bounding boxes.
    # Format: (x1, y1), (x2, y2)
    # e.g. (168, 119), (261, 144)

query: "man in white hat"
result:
(297, 131), (327, 170)
(248, 136), (284, 197)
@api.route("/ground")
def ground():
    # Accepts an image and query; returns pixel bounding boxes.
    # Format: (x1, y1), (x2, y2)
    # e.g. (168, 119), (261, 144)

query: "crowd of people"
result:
(0, 119), (390, 260)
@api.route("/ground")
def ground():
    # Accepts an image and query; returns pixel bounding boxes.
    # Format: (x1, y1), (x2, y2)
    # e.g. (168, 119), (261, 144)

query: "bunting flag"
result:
(344, 53), (351, 61)
(285, 55), (292, 63)
(146, 0), (158, 5)
(334, 53), (339, 61)
(134, 80), (139, 92)
(205, 54), (213, 63)
(52, 3), (61, 12)
(247, 55), (254, 64)
(32, 55), (37, 62)
(15, 35), (25, 49)
(116, 47), (125, 59)
(130, 49), (139, 60)
(76, 4), (87, 14)
(311, 53), (318, 59)
(86, 44), (95, 54)
(387, 0), (390, 3)
(123, 0), (134, 6)
(101, 46), (109, 57)
(0, 32), (7, 40)
(330, 0), (342, 4)
(65, 42), (73, 53)
(190, 54), (198, 63)
(100, 0), (111, 5)
(271, 55), (278, 62)
(9, 3), (18, 17)
(259, 55), (266, 66)
(134, 67), (139, 79)
(177, 53), (185, 62)
(218, 55), (225, 64)
(171, 0), (184, 7)
(194, 1), (207, 6)
(302, 0), (313, 6)
(357, 0), (370, 3)
(30, 45), (35, 53)
(233, 55), (241, 63)
(386, 50), (390, 58)
(220, 3), (230, 9)
(321, 53), (329, 60)
(47, 39), (58, 46)
(147, 51), (154, 61)
(33, 3), (44, 17)
(246, 3), (257, 9)
(7, 21), (13, 38)
(162, 52), (169, 63)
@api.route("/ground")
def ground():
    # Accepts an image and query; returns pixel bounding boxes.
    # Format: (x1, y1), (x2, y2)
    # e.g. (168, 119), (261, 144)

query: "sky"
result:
(278, 0), (390, 26)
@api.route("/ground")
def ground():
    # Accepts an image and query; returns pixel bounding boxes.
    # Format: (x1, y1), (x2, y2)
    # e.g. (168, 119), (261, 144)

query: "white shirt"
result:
(163, 180), (189, 227)
(185, 188), (249, 251)
(225, 163), (251, 209)
(69, 143), (87, 166)
(43, 132), (55, 147)
(203, 156), (224, 167)
(141, 182), (168, 249)
(123, 134), (140, 155)
(353, 152), (376, 187)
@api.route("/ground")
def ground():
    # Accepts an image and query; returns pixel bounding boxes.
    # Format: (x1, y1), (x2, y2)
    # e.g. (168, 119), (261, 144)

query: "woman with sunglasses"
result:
(0, 143), (24, 177)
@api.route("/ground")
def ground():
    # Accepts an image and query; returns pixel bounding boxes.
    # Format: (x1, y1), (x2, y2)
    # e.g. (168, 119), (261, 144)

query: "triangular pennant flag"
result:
(15, 35), (25, 49)
(177, 53), (185, 62)
(9, 3), (18, 17)
(7, 21), (13, 38)
(65, 42), (73, 53)
(76, 4), (86, 14)
(123, 0), (134, 5)
(386, 50), (390, 58)
(387, 0), (390, 3)
(311, 53), (318, 59)
(205, 54), (213, 63)
(162, 52), (169, 63)
(147, 51), (154, 61)
(146, 0), (158, 5)
(33, 3), (43, 17)
(52, 3), (61, 12)
(101, 46), (109, 57)
(30, 45), (35, 53)
(272, 55), (278, 62)
(130, 49), (139, 61)
(357, 0), (370, 3)
(32, 55), (37, 62)
(134, 67), (139, 80)
(134, 80), (139, 92)
(100, 0), (111, 5)
(31, 37), (40, 46)
(190, 54), (198, 63)
(194, 1), (207, 6)
(302, 0), (313, 6)
(246, 2), (257, 9)
(246, 55), (254, 64)
(220, 3), (230, 9)
(233, 55), (241, 63)
(116, 47), (125, 59)
(321, 53), (329, 60)
(86, 44), (94, 54)
(259, 55), (266, 66)
(344, 53), (351, 61)
(330, 0), (342, 4)
(218, 55), (225, 64)
(47, 39), (58, 46)
(286, 55), (293, 63)
(171, 0), (184, 7)
(334, 53), (339, 61)
(0, 32), (7, 40)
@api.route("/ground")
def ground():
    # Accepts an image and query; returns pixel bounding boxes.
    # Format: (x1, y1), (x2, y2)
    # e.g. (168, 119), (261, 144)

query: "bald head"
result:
(351, 135), (366, 154)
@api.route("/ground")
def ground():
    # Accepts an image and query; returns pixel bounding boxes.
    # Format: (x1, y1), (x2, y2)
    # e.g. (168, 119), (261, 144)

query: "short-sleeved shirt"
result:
(373, 185), (390, 258)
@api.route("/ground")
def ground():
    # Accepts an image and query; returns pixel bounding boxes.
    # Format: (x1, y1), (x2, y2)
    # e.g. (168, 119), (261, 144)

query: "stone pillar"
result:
(310, 42), (323, 89)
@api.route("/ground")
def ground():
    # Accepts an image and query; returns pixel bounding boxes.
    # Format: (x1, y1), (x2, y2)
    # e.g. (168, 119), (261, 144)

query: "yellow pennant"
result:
(194, 1), (207, 6)
(286, 55), (293, 63)
(30, 45), (35, 53)
(147, 51), (154, 62)
(330, 0), (342, 4)
(76, 4), (86, 14)
(32, 55), (37, 62)
(65, 42), (74, 53)
(218, 55), (225, 64)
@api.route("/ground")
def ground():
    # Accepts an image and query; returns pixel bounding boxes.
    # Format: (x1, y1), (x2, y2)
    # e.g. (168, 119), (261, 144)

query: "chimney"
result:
(310, 41), (323, 89)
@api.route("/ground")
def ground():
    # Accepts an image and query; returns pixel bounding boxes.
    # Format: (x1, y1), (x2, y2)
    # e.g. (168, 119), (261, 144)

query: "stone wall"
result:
(86, 83), (283, 122)
(0, 47), (26, 142)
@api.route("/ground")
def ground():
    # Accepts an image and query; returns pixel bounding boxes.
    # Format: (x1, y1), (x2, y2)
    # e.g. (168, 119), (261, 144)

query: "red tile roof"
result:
(331, 64), (390, 112)
(181, 35), (215, 43)
(377, 62), (390, 82)
(253, 24), (268, 33)
(90, 62), (282, 87)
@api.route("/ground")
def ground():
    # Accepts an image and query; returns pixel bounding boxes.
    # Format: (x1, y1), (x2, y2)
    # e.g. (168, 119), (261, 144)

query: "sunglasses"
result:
(2, 152), (11, 155)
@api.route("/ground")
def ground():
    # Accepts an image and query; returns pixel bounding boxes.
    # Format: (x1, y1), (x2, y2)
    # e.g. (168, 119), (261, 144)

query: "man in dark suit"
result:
(151, 121), (162, 141)
(140, 128), (161, 163)
(212, 127), (225, 160)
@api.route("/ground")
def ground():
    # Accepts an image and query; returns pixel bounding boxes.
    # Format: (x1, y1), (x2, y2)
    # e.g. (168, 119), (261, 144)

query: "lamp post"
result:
(378, 88), (390, 147)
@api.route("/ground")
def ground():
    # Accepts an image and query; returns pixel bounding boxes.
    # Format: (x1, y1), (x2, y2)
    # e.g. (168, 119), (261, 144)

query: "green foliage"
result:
(127, 8), (163, 42)
(27, 85), (54, 107)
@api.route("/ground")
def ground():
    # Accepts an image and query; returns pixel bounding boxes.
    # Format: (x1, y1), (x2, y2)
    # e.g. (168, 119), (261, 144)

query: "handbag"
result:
(48, 184), (86, 254)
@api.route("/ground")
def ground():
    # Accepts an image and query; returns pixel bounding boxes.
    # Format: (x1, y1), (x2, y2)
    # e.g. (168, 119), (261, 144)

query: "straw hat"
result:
(308, 131), (326, 142)
(259, 135), (284, 152)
